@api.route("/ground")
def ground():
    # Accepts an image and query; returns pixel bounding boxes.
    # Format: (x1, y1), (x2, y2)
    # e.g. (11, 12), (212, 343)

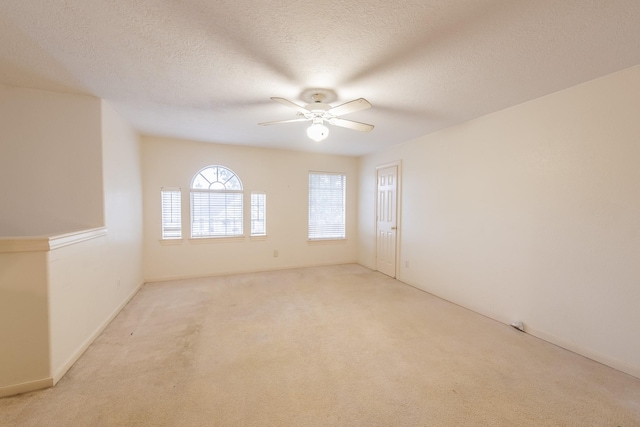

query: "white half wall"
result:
(0, 100), (144, 397)
(0, 84), (104, 236)
(0, 250), (51, 395)
(142, 136), (359, 281)
(359, 65), (640, 378)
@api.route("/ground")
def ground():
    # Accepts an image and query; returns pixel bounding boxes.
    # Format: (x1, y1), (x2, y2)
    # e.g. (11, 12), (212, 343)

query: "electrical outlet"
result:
(273, 249), (278, 257)
(405, 261), (409, 268)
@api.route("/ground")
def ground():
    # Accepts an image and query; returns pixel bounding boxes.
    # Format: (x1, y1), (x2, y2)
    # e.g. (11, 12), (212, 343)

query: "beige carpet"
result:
(1, 264), (639, 426)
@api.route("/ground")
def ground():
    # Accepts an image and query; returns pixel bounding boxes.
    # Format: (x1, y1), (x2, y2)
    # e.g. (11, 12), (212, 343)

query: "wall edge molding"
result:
(0, 227), (107, 253)
(49, 227), (108, 251)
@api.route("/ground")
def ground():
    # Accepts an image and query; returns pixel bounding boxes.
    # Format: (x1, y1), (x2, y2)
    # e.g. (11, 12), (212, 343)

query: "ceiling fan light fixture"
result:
(259, 90), (374, 140)
(307, 121), (329, 142)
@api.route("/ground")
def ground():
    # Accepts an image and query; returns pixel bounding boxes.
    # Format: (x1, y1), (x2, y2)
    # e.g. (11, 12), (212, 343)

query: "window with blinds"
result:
(190, 166), (243, 238)
(251, 192), (266, 236)
(161, 188), (182, 239)
(308, 172), (346, 240)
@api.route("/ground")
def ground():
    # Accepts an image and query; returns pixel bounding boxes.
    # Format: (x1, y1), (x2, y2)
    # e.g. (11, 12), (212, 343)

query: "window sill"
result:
(250, 235), (268, 241)
(189, 236), (245, 244)
(159, 238), (184, 245)
(307, 238), (347, 245)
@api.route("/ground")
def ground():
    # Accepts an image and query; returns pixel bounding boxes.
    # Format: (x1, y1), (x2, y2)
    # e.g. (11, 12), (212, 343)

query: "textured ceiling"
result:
(1, 1), (640, 156)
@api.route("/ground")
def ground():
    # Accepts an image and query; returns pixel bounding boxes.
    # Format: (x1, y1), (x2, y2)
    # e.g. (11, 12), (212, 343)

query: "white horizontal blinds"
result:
(308, 172), (346, 240)
(251, 192), (266, 236)
(191, 191), (243, 237)
(190, 166), (243, 238)
(161, 188), (181, 239)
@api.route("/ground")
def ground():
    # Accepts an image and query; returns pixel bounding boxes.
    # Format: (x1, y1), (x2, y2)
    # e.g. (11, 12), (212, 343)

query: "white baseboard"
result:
(1, 282), (145, 397)
(0, 377), (53, 398)
(52, 282), (144, 384)
(398, 277), (640, 381)
(525, 327), (640, 380)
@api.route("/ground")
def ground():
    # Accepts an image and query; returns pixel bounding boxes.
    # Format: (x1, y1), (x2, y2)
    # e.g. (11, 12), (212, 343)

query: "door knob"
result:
(391, 227), (397, 230)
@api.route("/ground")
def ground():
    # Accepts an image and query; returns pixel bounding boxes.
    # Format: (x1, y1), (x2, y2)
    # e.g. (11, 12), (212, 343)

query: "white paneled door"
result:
(376, 165), (397, 277)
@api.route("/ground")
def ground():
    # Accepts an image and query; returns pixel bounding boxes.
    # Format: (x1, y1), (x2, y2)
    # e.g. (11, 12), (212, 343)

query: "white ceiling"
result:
(1, 1), (640, 156)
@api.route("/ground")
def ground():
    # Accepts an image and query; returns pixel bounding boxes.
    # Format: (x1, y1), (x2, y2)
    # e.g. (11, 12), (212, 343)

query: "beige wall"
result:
(48, 102), (144, 381)
(0, 84), (104, 236)
(100, 102), (144, 295)
(359, 65), (640, 378)
(142, 136), (359, 281)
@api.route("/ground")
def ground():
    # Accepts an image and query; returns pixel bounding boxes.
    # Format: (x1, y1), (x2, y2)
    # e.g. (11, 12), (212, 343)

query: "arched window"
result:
(190, 166), (243, 238)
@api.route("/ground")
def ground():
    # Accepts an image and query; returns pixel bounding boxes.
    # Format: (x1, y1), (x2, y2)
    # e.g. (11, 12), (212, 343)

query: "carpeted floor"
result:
(1, 264), (639, 426)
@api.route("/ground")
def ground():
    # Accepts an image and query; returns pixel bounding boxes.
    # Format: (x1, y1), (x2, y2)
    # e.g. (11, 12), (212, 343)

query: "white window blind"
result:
(190, 166), (243, 238)
(191, 191), (243, 237)
(251, 192), (266, 236)
(308, 172), (346, 240)
(161, 188), (182, 239)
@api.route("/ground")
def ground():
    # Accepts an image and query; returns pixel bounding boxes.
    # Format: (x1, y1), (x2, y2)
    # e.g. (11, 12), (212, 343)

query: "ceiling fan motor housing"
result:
(305, 102), (332, 113)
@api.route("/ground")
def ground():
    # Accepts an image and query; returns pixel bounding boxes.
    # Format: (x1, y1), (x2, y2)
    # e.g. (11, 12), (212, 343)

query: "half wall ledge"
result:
(0, 227), (108, 253)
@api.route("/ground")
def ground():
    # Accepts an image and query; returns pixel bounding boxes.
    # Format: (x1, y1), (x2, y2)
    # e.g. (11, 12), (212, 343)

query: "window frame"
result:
(250, 192), (267, 237)
(190, 165), (244, 239)
(160, 187), (182, 240)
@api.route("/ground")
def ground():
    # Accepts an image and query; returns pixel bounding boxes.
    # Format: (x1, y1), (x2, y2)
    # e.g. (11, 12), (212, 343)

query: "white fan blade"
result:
(329, 117), (374, 132)
(271, 97), (310, 115)
(259, 117), (311, 126)
(327, 98), (371, 116)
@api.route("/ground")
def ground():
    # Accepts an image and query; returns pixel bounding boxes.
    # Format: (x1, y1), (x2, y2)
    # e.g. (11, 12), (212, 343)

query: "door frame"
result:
(375, 160), (402, 279)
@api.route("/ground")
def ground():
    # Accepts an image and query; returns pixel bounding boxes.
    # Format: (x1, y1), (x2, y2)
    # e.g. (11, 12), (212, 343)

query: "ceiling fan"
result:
(259, 89), (374, 142)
